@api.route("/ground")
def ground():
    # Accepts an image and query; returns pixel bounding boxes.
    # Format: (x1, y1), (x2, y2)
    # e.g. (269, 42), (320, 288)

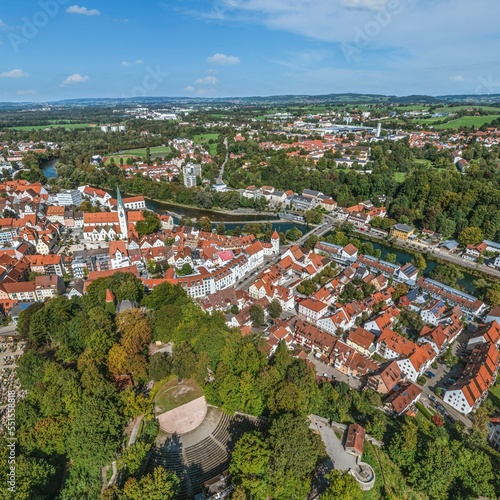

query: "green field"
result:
(434, 114), (500, 129)
(193, 133), (219, 142)
(193, 133), (219, 156)
(111, 146), (171, 156)
(396, 105), (429, 111)
(394, 172), (406, 183)
(9, 122), (92, 131)
(107, 146), (171, 163)
(435, 105), (500, 113)
(154, 379), (203, 414)
(413, 117), (445, 125)
(414, 159), (432, 168)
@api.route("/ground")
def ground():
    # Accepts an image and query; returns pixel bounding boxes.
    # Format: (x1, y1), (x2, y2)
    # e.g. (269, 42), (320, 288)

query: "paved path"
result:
(0, 324), (17, 337)
(216, 137), (229, 184)
(128, 414), (144, 446)
(309, 416), (357, 471)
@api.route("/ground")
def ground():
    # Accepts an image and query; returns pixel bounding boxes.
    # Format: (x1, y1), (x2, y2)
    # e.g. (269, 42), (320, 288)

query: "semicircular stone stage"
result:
(146, 406), (264, 499)
(157, 396), (208, 435)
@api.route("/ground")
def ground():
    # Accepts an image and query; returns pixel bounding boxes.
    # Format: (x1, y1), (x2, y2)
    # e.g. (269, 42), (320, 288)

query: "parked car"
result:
(429, 394), (437, 402)
(425, 371), (436, 378)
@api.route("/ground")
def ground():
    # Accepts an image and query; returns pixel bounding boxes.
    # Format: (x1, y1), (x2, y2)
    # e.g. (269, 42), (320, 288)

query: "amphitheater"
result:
(146, 406), (263, 499)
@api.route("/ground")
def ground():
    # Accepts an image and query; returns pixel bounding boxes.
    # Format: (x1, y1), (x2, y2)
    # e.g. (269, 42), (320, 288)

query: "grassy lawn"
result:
(193, 133), (219, 142)
(154, 379), (203, 413)
(488, 383), (500, 409)
(9, 123), (92, 130)
(413, 159), (432, 168)
(193, 133), (219, 156)
(394, 172), (406, 183)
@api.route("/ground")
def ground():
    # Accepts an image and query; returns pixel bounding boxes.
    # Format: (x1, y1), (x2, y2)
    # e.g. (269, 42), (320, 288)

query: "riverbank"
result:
(333, 229), (500, 294)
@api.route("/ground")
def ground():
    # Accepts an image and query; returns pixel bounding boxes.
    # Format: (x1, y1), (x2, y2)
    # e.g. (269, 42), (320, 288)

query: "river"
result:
(357, 238), (478, 294)
(40, 161), (477, 290)
(42, 159), (59, 178)
(41, 162), (309, 232)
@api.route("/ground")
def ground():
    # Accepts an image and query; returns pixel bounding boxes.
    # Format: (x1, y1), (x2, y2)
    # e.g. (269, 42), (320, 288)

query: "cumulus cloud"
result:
(195, 75), (218, 85)
(17, 90), (36, 95)
(135, 59), (143, 64)
(207, 53), (240, 65)
(66, 5), (101, 16)
(121, 61), (130, 67)
(184, 85), (195, 91)
(61, 73), (90, 85)
(0, 69), (29, 78)
(449, 75), (465, 81)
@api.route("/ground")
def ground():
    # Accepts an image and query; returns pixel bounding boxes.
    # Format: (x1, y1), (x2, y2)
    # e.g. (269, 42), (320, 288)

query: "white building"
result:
(182, 163), (202, 188)
(299, 299), (329, 324)
(57, 189), (82, 207)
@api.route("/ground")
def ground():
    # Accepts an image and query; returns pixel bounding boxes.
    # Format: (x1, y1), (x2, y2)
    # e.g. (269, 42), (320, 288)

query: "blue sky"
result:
(0, 0), (499, 101)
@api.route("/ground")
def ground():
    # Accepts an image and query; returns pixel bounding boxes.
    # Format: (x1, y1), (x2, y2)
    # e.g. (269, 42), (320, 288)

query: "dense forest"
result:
(3, 273), (498, 499)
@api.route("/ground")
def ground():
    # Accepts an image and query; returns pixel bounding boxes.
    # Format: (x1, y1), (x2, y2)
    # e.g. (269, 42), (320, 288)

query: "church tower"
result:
(116, 187), (128, 240)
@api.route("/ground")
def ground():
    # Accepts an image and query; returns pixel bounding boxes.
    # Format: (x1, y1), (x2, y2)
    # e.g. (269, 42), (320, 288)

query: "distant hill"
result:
(2, 93), (500, 110)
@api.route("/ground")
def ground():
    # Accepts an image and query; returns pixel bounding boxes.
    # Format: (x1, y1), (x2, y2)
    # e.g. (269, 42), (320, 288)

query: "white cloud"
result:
(0, 19), (7, 29)
(207, 53), (241, 65)
(66, 5), (101, 16)
(61, 73), (90, 85)
(17, 90), (36, 95)
(135, 59), (143, 64)
(206, 0), (500, 91)
(121, 61), (130, 67)
(449, 75), (465, 81)
(195, 75), (218, 85)
(0, 69), (30, 79)
(184, 85), (195, 91)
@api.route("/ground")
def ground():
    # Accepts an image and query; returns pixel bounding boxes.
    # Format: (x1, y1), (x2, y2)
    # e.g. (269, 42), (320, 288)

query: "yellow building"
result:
(390, 223), (415, 241)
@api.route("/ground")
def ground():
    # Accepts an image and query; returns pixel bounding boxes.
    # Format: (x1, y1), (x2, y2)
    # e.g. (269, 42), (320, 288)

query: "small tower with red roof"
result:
(271, 230), (280, 254)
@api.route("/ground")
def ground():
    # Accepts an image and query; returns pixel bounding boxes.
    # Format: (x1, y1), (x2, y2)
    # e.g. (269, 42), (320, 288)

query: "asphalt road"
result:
(307, 352), (362, 389)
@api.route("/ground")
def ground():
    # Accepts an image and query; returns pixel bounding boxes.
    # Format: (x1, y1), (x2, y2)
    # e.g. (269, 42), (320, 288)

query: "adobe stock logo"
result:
(7, 0), (71, 54)
(341, 0), (408, 63)
(475, 75), (500, 96)
(126, 65), (169, 98)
